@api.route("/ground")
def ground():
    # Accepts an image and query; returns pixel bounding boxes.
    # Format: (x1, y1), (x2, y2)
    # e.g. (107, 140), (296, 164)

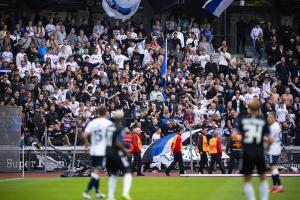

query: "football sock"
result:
(277, 175), (282, 186)
(260, 180), (269, 200)
(123, 173), (133, 196)
(85, 173), (97, 193)
(108, 175), (118, 199)
(244, 182), (256, 200)
(272, 168), (282, 186)
(93, 174), (100, 193)
(271, 174), (276, 186)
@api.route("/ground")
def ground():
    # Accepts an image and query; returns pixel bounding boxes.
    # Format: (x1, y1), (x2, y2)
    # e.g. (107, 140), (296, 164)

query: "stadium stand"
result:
(0, 11), (299, 152)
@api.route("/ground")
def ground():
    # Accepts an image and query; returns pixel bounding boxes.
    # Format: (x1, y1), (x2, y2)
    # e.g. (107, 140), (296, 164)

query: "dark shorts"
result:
(91, 156), (105, 169)
(241, 152), (266, 175)
(106, 150), (131, 175)
(268, 155), (279, 165)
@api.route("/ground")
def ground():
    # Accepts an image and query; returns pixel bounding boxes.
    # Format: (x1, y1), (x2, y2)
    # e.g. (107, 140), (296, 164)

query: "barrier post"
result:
(189, 126), (193, 172)
(44, 128), (47, 172)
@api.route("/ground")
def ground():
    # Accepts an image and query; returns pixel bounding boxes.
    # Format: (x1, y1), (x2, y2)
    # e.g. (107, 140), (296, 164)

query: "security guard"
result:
(197, 127), (208, 174)
(227, 132), (242, 174)
(208, 132), (225, 174)
(165, 127), (185, 176)
(132, 127), (144, 176)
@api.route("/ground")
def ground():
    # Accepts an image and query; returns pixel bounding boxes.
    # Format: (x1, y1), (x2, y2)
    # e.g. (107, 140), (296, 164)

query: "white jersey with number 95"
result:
(85, 118), (114, 156)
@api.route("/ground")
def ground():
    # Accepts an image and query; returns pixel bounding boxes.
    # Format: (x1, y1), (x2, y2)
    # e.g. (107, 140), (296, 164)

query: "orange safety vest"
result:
(171, 134), (183, 152)
(137, 136), (142, 151)
(132, 133), (142, 153)
(209, 137), (218, 154)
(202, 135), (208, 152)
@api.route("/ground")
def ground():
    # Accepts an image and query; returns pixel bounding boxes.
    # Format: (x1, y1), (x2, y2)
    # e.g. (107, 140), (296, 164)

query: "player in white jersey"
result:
(82, 105), (113, 199)
(267, 112), (284, 193)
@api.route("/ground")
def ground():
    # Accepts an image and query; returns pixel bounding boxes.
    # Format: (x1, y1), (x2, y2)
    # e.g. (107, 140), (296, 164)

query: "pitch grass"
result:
(0, 177), (300, 200)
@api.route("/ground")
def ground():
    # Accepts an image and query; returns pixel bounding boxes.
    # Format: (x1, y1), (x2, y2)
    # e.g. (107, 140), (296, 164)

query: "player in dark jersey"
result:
(106, 110), (132, 200)
(234, 99), (272, 200)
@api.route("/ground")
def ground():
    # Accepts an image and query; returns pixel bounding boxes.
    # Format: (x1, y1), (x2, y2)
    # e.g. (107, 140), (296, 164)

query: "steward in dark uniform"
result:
(197, 127), (209, 174)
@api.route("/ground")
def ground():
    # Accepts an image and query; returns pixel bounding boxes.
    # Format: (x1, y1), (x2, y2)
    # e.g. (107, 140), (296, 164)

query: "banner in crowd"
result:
(202, 0), (233, 17)
(142, 129), (202, 164)
(102, 0), (141, 21)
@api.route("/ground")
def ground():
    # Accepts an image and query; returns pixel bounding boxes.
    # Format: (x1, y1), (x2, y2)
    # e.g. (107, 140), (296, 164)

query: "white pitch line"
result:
(0, 177), (24, 182)
(180, 174), (300, 177)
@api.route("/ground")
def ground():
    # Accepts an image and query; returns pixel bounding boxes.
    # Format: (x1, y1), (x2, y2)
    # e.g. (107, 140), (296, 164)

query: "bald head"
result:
(134, 127), (141, 134)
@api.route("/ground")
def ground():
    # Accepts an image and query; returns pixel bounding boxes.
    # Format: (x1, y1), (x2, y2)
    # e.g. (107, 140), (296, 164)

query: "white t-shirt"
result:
(262, 82), (271, 99)
(191, 27), (200, 39)
(2, 51), (13, 62)
(199, 54), (210, 69)
(18, 66), (31, 78)
(65, 61), (79, 72)
(85, 117), (114, 156)
(127, 46), (135, 58)
(114, 54), (129, 70)
(90, 54), (102, 65)
(268, 122), (282, 156)
(45, 23), (56, 37)
(252, 86), (261, 97)
(250, 27), (263, 40)
(68, 101), (80, 114)
(16, 52), (26, 68)
(193, 100), (209, 123)
(32, 66), (42, 80)
(219, 52), (231, 66)
(244, 93), (255, 104)
(276, 106), (288, 123)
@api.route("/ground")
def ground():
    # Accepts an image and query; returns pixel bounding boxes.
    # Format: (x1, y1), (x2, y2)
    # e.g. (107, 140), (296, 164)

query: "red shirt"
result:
(123, 133), (133, 152)
(171, 133), (183, 152)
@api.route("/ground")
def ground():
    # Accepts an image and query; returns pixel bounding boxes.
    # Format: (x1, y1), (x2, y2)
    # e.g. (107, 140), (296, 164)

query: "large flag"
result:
(161, 39), (167, 89)
(202, 0), (234, 17)
(102, 0), (141, 22)
(142, 129), (201, 164)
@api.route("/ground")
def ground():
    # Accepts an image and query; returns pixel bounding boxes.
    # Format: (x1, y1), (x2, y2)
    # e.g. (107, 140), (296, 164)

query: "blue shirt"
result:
(201, 28), (213, 41)
(38, 47), (48, 62)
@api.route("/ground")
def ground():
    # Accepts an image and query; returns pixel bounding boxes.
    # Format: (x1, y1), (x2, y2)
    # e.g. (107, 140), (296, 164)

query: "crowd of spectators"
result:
(0, 13), (299, 147)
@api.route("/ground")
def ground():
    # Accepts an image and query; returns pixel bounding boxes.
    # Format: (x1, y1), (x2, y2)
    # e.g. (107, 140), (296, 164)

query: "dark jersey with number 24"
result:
(238, 114), (270, 156)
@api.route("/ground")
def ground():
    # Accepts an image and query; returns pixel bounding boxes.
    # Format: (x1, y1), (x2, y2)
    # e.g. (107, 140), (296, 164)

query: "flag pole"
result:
(224, 8), (227, 41)
(44, 128), (48, 172)
(189, 125), (193, 172)
(22, 145), (25, 178)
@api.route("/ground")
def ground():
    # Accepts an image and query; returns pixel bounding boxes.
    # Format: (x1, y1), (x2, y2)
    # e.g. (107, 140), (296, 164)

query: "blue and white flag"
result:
(142, 129), (201, 164)
(161, 39), (168, 89)
(202, 0), (233, 17)
(102, 0), (141, 22)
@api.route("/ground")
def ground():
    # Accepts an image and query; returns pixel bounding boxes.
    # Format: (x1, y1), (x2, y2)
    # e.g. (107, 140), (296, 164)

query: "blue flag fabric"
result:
(142, 129), (201, 164)
(102, 0), (141, 22)
(202, 0), (233, 17)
